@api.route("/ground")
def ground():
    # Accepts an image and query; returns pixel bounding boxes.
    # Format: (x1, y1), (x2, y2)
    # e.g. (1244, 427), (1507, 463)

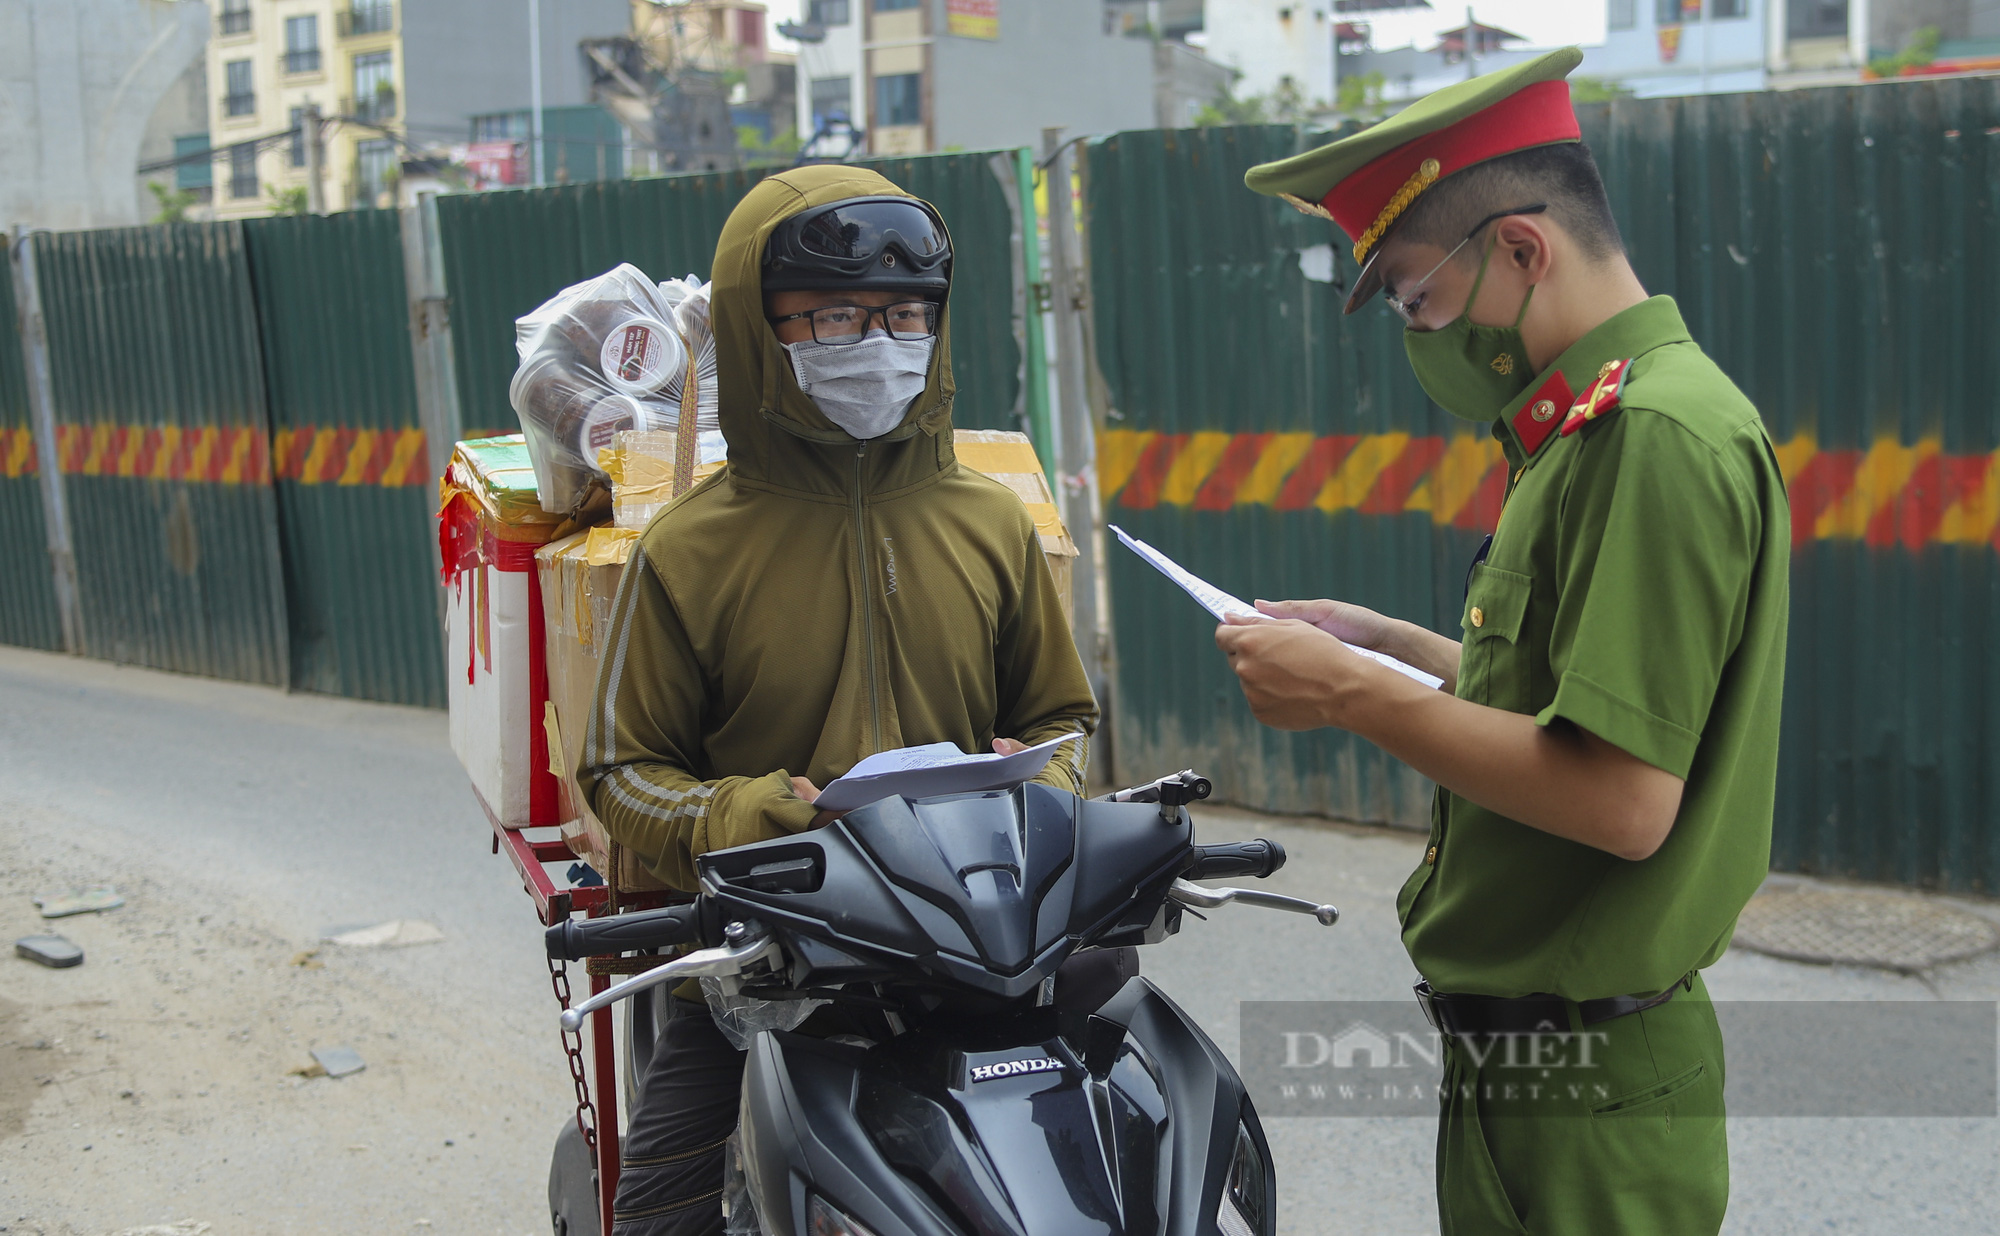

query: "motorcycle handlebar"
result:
(1185, 839), (1286, 881)
(545, 902), (709, 961)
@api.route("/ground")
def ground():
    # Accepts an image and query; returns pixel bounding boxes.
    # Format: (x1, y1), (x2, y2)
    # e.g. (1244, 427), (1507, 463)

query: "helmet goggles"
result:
(763, 196), (952, 293)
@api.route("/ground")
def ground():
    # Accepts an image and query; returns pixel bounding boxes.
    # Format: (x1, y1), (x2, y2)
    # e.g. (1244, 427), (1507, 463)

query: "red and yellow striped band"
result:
(1101, 429), (2000, 551)
(0, 425), (430, 487)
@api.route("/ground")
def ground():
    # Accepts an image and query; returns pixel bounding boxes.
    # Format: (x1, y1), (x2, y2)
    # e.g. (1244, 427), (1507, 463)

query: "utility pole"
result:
(1466, 6), (1478, 81)
(529, 0), (546, 187)
(302, 102), (326, 214)
(1700, 0), (1712, 93)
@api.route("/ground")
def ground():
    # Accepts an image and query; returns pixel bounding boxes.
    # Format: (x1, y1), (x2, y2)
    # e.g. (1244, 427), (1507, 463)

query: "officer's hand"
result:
(1216, 615), (1370, 731)
(1253, 597), (1396, 653)
(992, 738), (1029, 755)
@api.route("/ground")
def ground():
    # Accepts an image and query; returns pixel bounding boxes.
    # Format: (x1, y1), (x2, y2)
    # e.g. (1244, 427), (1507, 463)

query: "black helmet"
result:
(762, 196), (952, 294)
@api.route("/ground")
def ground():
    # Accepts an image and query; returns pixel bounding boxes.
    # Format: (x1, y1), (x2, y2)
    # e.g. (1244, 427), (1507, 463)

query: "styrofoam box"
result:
(445, 531), (553, 828)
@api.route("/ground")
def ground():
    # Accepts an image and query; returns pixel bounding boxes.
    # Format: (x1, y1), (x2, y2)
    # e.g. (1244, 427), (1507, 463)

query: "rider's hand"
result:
(1253, 598), (1397, 654)
(991, 738), (1029, 756)
(792, 775), (845, 830)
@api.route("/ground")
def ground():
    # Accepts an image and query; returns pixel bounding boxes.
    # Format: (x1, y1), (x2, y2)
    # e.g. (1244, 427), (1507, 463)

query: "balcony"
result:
(282, 49), (323, 75)
(224, 92), (257, 118)
(339, 4), (395, 38)
(218, 8), (251, 36)
(344, 89), (398, 124)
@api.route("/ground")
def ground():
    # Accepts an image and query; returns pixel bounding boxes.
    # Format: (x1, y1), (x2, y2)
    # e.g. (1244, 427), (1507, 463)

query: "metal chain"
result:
(548, 954), (598, 1154)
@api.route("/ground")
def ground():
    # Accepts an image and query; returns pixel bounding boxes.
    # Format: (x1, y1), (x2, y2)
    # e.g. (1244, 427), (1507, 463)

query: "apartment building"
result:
(789, 0), (1162, 156)
(201, 0), (628, 218)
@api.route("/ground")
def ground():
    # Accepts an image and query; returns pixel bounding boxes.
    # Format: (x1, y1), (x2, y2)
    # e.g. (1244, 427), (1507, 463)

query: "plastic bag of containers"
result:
(509, 263), (724, 515)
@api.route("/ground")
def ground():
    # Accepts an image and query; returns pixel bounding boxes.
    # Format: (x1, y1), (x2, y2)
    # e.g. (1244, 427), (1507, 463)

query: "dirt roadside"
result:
(1, 812), (573, 1236)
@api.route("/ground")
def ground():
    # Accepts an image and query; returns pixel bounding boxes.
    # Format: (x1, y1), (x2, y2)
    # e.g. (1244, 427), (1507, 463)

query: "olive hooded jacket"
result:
(578, 165), (1098, 890)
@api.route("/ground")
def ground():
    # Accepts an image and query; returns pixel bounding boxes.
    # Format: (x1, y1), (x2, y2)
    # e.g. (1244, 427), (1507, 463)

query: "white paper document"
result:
(1109, 524), (1445, 690)
(815, 733), (1078, 812)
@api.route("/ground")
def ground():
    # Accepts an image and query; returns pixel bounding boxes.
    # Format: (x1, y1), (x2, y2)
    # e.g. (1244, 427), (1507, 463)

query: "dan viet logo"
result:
(969, 1056), (1063, 1083)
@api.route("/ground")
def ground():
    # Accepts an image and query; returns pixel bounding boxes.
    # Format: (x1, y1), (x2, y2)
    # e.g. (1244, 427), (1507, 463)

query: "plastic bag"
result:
(508, 264), (725, 515)
(700, 976), (826, 1051)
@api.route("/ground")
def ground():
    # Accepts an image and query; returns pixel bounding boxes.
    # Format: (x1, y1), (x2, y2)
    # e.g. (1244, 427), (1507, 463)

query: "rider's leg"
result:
(612, 997), (745, 1236)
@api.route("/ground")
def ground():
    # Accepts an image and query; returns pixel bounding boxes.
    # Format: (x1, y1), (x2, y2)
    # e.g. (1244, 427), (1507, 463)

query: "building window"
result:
(1655, 0), (1684, 24)
(356, 138), (395, 207)
(810, 76), (852, 129)
(218, 0), (250, 36)
(223, 60), (255, 116)
(809, 0), (850, 25)
(1713, 0), (1748, 16)
(1788, 0), (1846, 36)
(174, 135), (212, 191)
(1608, 0), (1637, 31)
(874, 73), (921, 126)
(471, 111), (530, 143)
(284, 16), (321, 73)
(345, 1), (395, 37)
(874, 0), (921, 11)
(352, 51), (395, 121)
(229, 143), (258, 199)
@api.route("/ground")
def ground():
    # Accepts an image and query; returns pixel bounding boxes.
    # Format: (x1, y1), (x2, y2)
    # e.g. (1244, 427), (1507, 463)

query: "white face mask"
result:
(785, 333), (935, 440)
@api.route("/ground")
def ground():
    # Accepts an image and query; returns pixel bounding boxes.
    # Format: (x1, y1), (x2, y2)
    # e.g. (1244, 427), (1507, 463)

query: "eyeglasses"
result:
(1382, 203), (1548, 325)
(768, 301), (939, 346)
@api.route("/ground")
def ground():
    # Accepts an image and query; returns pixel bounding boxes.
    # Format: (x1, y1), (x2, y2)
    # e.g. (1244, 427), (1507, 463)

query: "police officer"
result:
(1214, 48), (1790, 1234)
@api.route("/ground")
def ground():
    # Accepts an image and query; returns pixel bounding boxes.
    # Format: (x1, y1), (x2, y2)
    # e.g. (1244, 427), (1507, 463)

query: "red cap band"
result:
(1324, 80), (1582, 250)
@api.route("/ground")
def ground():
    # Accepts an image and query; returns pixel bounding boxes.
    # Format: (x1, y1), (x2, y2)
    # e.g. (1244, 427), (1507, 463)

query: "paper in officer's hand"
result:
(1110, 525), (1444, 690)
(814, 734), (1078, 812)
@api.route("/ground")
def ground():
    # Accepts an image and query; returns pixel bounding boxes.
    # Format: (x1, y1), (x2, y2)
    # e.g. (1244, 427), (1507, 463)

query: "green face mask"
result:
(1402, 239), (1536, 423)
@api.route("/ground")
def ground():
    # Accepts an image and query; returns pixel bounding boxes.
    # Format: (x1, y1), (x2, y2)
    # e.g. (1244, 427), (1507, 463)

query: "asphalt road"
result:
(1, 645), (1995, 1234)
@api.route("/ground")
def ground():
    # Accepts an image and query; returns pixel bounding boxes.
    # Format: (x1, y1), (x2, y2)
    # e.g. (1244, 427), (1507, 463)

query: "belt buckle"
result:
(1412, 980), (1443, 1034)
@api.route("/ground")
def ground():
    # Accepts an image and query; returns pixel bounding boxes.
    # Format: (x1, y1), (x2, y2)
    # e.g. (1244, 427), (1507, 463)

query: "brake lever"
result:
(1169, 878), (1339, 926)
(558, 927), (779, 1032)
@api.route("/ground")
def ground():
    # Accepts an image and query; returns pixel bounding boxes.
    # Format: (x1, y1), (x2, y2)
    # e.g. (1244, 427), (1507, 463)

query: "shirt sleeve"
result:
(1537, 411), (1762, 778)
(994, 519), (1100, 793)
(577, 544), (819, 891)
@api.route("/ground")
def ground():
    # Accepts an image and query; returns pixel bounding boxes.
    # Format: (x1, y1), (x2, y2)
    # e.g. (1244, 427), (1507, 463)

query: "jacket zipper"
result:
(853, 443), (883, 751)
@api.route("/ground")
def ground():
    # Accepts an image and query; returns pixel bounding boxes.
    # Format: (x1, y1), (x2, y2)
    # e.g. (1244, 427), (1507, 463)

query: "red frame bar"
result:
(475, 784), (672, 1236)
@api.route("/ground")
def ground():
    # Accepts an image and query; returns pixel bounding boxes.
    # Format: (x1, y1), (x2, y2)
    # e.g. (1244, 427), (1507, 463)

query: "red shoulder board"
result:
(1560, 358), (1634, 437)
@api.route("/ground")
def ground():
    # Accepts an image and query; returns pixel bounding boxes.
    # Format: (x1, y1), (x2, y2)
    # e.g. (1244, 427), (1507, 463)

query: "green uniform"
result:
(1401, 296), (1790, 1233)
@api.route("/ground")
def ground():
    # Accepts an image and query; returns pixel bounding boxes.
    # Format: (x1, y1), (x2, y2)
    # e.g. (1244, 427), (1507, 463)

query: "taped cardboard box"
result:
(439, 435), (568, 828)
(601, 428), (728, 530)
(538, 430), (1073, 894)
(536, 527), (670, 891)
(955, 430), (1079, 623)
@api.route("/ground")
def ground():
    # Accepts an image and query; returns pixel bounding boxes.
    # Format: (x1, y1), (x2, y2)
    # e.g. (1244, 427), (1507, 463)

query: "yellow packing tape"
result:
(956, 439), (1047, 479)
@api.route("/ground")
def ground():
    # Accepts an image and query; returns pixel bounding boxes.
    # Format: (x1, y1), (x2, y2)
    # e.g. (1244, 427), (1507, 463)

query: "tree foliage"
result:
(147, 181), (199, 224)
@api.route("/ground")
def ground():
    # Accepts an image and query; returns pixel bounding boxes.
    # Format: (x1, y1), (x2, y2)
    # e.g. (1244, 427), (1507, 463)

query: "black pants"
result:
(612, 998), (743, 1236)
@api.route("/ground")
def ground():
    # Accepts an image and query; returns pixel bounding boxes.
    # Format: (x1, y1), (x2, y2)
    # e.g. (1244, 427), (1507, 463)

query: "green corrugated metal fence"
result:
(437, 152), (1026, 439)
(243, 212), (443, 707)
(30, 225), (290, 684)
(0, 248), (63, 651)
(1085, 77), (2000, 893)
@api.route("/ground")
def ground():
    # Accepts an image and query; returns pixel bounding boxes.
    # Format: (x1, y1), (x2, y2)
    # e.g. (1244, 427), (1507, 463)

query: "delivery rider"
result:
(578, 166), (1097, 1235)
(1215, 48), (1791, 1235)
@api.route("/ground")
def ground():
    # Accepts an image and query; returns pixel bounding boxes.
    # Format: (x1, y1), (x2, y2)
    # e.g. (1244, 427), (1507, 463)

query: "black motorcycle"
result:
(546, 771), (1338, 1236)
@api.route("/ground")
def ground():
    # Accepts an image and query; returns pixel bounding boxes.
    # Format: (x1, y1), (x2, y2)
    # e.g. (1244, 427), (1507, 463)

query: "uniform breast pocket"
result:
(1457, 564), (1535, 713)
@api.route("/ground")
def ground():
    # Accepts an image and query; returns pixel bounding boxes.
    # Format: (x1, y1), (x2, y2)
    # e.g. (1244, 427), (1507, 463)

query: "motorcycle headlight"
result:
(808, 1192), (881, 1236)
(1216, 1121), (1269, 1236)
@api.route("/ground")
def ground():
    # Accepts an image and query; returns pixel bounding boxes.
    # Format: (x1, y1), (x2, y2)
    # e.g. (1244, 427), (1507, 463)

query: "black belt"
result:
(1413, 973), (1694, 1038)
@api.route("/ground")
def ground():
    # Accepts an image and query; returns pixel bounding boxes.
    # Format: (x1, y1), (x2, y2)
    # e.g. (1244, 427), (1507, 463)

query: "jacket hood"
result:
(711, 166), (958, 498)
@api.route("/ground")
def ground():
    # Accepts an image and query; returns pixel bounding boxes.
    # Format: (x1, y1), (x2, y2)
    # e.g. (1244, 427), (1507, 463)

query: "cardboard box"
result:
(536, 527), (670, 891)
(439, 435), (567, 828)
(955, 430), (1079, 623)
(601, 428), (728, 531)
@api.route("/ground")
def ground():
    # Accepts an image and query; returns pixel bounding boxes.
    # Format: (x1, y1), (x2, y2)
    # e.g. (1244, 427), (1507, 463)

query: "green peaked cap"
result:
(1244, 47), (1585, 207)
